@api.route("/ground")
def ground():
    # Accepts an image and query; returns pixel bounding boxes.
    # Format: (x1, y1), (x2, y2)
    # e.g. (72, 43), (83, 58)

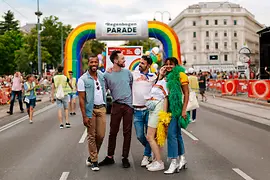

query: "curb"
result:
(200, 103), (270, 132)
(207, 93), (270, 107)
(221, 96), (270, 107)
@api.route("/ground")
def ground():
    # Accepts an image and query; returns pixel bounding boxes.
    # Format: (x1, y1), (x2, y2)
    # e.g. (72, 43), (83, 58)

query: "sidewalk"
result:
(0, 95), (50, 119)
(207, 91), (270, 107)
(199, 95), (270, 131)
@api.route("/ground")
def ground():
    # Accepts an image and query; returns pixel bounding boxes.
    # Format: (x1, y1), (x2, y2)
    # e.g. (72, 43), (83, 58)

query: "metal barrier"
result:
(207, 79), (270, 101)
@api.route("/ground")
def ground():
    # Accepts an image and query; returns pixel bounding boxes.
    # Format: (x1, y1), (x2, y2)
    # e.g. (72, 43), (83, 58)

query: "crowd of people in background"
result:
(0, 70), (78, 125)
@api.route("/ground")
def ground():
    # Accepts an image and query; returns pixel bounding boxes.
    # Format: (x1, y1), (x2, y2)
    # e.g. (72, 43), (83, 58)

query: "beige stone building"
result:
(169, 2), (265, 71)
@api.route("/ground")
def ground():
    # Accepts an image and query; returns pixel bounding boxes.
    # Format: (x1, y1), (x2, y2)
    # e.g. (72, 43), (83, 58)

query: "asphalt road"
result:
(0, 104), (269, 180)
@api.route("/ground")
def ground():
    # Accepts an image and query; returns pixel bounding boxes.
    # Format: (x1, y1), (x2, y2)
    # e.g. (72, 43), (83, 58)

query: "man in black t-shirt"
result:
(199, 72), (207, 102)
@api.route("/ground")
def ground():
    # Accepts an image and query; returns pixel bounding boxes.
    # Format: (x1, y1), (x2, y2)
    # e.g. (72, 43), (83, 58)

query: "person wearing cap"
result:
(188, 68), (199, 122)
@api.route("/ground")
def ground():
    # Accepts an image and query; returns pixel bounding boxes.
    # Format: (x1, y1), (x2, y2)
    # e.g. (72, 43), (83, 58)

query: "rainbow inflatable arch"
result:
(64, 21), (181, 80)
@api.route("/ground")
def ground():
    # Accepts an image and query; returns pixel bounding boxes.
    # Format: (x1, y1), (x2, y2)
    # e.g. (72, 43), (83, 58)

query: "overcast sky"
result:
(0, 0), (269, 45)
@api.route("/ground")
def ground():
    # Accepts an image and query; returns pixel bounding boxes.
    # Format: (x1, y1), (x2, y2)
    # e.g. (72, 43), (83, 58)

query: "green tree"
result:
(123, 39), (157, 52)
(81, 40), (106, 71)
(14, 28), (52, 73)
(41, 16), (72, 66)
(0, 10), (19, 35)
(0, 30), (23, 74)
(81, 40), (106, 58)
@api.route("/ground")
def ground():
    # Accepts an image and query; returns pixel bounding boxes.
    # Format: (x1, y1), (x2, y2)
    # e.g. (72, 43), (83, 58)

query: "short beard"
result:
(117, 62), (125, 68)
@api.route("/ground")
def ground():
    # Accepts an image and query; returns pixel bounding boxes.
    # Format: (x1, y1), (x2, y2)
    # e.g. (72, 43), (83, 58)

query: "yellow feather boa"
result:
(156, 110), (172, 147)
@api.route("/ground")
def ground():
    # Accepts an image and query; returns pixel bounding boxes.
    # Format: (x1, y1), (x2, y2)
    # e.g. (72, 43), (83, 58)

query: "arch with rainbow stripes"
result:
(64, 21), (181, 80)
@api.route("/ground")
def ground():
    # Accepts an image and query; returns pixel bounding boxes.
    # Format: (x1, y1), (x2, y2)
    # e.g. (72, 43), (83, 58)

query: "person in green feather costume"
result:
(158, 57), (190, 174)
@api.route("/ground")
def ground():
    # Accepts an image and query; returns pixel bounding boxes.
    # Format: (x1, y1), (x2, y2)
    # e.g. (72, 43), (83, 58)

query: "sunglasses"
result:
(96, 81), (100, 90)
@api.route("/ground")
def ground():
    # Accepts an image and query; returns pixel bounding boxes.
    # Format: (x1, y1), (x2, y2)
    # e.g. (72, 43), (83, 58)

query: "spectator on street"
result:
(7, 72), (24, 115)
(24, 74), (37, 124)
(51, 65), (73, 129)
(188, 68), (199, 122)
(199, 72), (207, 102)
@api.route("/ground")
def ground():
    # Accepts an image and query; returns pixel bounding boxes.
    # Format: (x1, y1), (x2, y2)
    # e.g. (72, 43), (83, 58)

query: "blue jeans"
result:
(133, 109), (151, 157)
(167, 116), (185, 158)
(191, 109), (197, 120)
(9, 91), (24, 113)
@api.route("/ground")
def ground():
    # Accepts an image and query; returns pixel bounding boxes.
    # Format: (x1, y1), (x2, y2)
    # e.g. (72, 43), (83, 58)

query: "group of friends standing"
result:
(78, 50), (190, 174)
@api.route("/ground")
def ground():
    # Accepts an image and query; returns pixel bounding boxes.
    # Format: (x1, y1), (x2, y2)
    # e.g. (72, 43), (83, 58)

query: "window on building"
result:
(234, 20), (237, 25)
(224, 19), (227, 25)
(206, 43), (209, 50)
(224, 31), (227, 37)
(215, 31), (218, 37)
(224, 54), (228, 61)
(215, 42), (219, 49)
(206, 31), (209, 37)
(194, 55), (197, 60)
(193, 21), (196, 26)
(235, 42), (238, 50)
(224, 42), (228, 49)
(234, 31), (237, 37)
(215, 20), (218, 25)
(206, 20), (209, 25)
(193, 43), (197, 51)
(193, 32), (196, 38)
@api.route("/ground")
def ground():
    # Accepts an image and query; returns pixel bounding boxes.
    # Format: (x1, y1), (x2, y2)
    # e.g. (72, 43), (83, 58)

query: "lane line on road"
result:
(0, 103), (56, 133)
(59, 172), (70, 180)
(181, 129), (199, 141)
(79, 128), (87, 144)
(233, 168), (254, 180)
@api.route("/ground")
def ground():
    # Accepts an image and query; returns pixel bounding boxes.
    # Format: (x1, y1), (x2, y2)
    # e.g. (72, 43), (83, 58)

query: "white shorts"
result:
(148, 99), (164, 128)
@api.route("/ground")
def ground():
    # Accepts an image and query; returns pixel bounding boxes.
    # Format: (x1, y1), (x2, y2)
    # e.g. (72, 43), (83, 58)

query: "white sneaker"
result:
(146, 161), (154, 169)
(192, 119), (196, 123)
(141, 156), (150, 167)
(164, 159), (179, 174)
(147, 161), (164, 172)
(29, 120), (33, 124)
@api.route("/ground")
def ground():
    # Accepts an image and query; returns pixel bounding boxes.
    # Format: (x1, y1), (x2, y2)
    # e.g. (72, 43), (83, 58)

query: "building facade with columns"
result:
(169, 2), (265, 72)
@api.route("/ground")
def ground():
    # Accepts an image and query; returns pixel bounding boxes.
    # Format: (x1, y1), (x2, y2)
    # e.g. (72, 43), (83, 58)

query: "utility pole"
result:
(61, 24), (64, 65)
(35, 0), (42, 77)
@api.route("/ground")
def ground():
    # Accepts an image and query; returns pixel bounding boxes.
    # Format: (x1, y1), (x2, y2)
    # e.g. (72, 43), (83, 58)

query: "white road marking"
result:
(79, 128), (87, 143)
(233, 168), (254, 180)
(181, 129), (199, 141)
(59, 172), (70, 180)
(0, 103), (56, 133)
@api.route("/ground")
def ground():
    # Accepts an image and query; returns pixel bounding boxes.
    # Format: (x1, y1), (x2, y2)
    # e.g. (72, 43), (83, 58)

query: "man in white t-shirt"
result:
(132, 55), (157, 167)
(78, 56), (107, 172)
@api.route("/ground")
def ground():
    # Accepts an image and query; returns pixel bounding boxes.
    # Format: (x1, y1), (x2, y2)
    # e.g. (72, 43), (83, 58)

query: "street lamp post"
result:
(153, 11), (172, 23)
(61, 24), (64, 65)
(35, 0), (42, 77)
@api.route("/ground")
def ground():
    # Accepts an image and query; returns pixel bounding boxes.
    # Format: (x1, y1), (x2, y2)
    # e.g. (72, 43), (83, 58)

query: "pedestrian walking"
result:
(7, 72), (24, 115)
(188, 68), (199, 122)
(68, 71), (77, 115)
(24, 74), (37, 124)
(51, 65), (73, 129)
